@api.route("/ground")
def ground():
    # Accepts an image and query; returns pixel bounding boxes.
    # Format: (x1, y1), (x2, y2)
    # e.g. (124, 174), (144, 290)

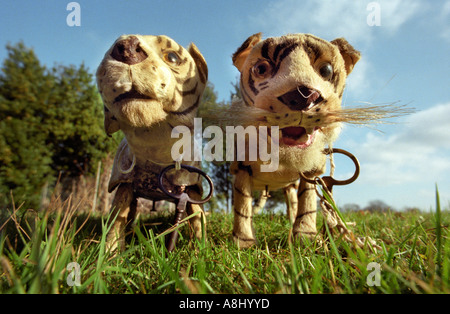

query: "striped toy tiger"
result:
(229, 33), (360, 248)
(96, 34), (208, 251)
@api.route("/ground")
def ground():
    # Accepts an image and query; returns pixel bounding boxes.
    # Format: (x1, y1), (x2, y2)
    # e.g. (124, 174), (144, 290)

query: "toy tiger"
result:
(96, 34), (208, 251)
(229, 33), (361, 248)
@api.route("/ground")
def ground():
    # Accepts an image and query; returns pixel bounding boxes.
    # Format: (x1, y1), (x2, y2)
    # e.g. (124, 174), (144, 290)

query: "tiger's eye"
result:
(252, 60), (272, 78)
(164, 52), (180, 64)
(319, 62), (333, 80)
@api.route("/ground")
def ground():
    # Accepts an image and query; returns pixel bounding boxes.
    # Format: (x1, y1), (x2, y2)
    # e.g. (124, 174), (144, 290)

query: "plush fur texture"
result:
(96, 34), (208, 251)
(229, 33), (361, 248)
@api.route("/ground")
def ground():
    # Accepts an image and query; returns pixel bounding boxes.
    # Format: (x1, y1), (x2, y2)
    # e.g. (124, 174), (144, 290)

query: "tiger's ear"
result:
(188, 43), (208, 84)
(330, 38), (361, 75)
(104, 105), (120, 136)
(232, 33), (263, 72)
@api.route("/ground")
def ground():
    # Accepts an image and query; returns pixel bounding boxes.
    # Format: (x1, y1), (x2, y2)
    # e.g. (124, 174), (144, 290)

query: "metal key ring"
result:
(158, 164), (214, 204)
(299, 148), (360, 187)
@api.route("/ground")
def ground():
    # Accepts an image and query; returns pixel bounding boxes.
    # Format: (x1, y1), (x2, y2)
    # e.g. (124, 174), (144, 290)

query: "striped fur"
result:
(230, 33), (360, 248)
(96, 34), (208, 252)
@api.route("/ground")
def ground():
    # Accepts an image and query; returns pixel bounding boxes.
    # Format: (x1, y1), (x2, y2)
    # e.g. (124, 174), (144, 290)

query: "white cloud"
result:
(397, 103), (450, 149)
(444, 0), (450, 14)
(440, 1), (450, 41)
(344, 57), (372, 98)
(249, 0), (425, 45)
(379, 0), (424, 32)
(345, 102), (450, 186)
(249, 0), (367, 43)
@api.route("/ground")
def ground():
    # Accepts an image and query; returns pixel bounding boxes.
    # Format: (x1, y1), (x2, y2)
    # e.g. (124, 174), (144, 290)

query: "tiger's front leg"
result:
(106, 183), (137, 252)
(232, 167), (257, 248)
(284, 182), (299, 224)
(293, 177), (318, 240)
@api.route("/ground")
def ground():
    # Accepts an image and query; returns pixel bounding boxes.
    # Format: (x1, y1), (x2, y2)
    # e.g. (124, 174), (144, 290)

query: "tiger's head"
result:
(232, 33), (360, 172)
(97, 34), (208, 135)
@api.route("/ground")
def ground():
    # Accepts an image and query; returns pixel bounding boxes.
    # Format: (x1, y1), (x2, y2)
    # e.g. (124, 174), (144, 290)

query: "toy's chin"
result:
(280, 127), (319, 148)
(107, 91), (167, 128)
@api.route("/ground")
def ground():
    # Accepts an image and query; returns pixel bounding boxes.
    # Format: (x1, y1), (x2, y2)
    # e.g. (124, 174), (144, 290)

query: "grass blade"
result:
(435, 184), (442, 278)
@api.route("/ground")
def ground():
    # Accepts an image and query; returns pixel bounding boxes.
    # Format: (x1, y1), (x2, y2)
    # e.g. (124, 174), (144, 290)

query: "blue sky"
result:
(1, 0), (449, 210)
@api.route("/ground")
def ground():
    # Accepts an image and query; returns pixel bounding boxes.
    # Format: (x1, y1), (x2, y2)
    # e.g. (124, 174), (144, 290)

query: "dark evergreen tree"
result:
(0, 42), (54, 208)
(0, 42), (119, 209)
(46, 64), (117, 178)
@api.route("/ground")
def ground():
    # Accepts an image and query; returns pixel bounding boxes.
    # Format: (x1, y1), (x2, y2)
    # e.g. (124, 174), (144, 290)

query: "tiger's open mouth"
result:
(280, 126), (318, 148)
(114, 89), (153, 103)
(276, 86), (323, 147)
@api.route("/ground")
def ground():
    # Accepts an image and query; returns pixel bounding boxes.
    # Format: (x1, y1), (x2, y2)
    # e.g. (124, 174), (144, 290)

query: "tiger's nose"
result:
(277, 86), (323, 111)
(110, 36), (148, 65)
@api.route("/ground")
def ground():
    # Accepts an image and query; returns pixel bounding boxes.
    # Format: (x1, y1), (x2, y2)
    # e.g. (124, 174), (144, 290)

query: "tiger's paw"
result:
(293, 230), (319, 244)
(232, 233), (257, 249)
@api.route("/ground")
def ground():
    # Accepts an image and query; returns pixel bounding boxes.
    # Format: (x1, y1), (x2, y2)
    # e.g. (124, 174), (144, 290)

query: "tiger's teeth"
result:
(306, 102), (315, 110)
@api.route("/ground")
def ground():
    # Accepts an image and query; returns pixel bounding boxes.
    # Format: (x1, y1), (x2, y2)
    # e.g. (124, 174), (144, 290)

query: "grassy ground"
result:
(0, 195), (449, 294)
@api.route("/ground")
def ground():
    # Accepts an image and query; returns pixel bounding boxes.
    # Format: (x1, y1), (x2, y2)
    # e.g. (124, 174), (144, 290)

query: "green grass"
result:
(1, 195), (449, 294)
